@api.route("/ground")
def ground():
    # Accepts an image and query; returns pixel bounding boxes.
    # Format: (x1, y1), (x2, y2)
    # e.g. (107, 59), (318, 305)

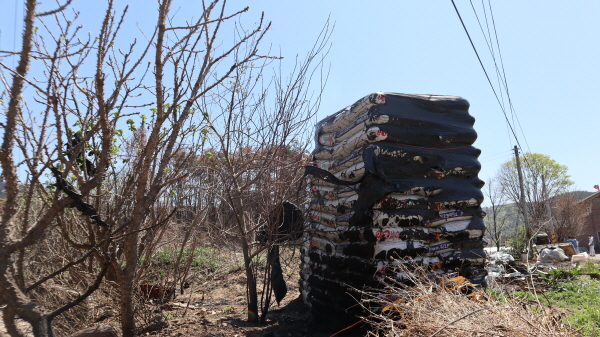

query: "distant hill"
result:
(483, 190), (594, 216)
(482, 190), (594, 243)
(573, 190), (595, 201)
(482, 202), (521, 243)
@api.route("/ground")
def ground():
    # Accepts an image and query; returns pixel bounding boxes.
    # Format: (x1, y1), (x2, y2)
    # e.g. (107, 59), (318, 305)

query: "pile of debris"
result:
(300, 92), (487, 319)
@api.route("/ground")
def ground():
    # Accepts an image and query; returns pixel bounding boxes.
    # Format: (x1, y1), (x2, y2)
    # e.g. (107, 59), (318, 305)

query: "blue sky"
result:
(248, 1), (600, 194)
(2, 1), (599, 196)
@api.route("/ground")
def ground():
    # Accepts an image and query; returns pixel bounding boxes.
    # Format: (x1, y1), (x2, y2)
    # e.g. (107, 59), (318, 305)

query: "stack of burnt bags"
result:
(300, 92), (487, 319)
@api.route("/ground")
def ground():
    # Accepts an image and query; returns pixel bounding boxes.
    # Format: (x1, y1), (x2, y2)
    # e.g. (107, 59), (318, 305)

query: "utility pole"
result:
(514, 146), (531, 258)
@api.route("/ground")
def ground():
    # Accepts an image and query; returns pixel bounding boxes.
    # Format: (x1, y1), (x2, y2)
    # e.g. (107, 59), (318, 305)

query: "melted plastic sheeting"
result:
(305, 218), (484, 243)
(300, 92), (487, 318)
(313, 123), (478, 160)
(317, 92), (387, 134)
(315, 143), (481, 174)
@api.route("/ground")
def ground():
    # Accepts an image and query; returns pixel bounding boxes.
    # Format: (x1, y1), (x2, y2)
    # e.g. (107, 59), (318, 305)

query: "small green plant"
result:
(537, 261), (600, 289)
(540, 265), (582, 287)
(146, 246), (218, 273)
(516, 270), (600, 336)
(506, 225), (527, 256)
(251, 254), (267, 265)
(579, 260), (600, 274)
(165, 313), (174, 320)
(222, 305), (233, 313)
(545, 277), (600, 336)
(485, 288), (510, 303)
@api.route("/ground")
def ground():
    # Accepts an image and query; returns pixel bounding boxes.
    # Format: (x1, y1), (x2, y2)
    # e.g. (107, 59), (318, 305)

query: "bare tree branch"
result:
(35, 0), (74, 17)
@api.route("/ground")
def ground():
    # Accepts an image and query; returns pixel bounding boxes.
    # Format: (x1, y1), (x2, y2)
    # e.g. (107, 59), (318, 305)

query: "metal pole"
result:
(514, 146), (531, 258)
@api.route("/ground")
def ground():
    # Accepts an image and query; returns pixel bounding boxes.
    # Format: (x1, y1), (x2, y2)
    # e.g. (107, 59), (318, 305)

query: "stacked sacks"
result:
(300, 92), (486, 319)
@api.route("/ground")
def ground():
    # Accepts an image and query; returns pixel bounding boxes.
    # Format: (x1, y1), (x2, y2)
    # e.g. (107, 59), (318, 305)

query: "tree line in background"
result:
(0, 0), (330, 336)
(484, 152), (590, 252)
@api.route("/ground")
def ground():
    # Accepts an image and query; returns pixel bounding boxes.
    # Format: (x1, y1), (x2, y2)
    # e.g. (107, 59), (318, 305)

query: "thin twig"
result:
(35, 0), (73, 17)
(429, 307), (493, 337)
(48, 256), (111, 320)
(330, 315), (371, 337)
(26, 244), (103, 293)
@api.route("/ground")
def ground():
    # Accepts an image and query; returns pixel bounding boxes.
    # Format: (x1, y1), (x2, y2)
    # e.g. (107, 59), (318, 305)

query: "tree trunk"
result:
(119, 231), (139, 337)
(118, 279), (136, 337)
(29, 316), (54, 337)
(0, 259), (54, 337)
(241, 240), (259, 323)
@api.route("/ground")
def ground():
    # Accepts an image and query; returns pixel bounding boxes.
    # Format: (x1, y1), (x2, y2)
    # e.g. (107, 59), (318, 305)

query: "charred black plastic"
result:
(301, 92), (487, 319)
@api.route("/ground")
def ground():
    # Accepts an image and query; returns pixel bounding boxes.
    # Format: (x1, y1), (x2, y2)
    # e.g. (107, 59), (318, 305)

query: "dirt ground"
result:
(0, 246), (370, 337)
(8, 251), (596, 336)
(0, 265), (367, 337)
(142, 264), (368, 337)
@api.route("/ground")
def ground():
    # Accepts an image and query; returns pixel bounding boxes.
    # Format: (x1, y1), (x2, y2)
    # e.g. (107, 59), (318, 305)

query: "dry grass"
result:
(361, 268), (577, 337)
(29, 280), (92, 335)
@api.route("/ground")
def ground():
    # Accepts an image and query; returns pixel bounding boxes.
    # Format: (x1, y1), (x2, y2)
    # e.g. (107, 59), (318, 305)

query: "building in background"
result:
(578, 191), (600, 254)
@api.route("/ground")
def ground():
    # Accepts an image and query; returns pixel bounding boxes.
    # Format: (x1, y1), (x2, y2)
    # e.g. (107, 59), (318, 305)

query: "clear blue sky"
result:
(2, 1), (599, 197)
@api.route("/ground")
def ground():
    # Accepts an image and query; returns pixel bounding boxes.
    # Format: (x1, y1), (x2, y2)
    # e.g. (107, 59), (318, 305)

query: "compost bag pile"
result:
(300, 92), (487, 319)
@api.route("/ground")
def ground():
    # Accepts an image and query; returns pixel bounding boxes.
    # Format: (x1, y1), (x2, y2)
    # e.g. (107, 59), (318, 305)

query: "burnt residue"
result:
(301, 92), (487, 320)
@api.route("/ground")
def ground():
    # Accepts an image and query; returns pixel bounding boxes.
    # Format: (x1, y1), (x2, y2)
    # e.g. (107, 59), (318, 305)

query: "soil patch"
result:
(143, 253), (368, 336)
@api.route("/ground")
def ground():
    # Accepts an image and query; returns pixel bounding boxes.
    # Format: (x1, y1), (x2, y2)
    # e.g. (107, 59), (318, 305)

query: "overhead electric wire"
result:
(470, 0), (531, 164)
(478, 149), (513, 164)
(450, 0), (527, 158)
(483, 5), (508, 116)
(484, 1), (533, 167)
(487, 0), (532, 155)
(469, 1), (517, 161)
(468, 0), (507, 112)
(478, 148), (513, 160)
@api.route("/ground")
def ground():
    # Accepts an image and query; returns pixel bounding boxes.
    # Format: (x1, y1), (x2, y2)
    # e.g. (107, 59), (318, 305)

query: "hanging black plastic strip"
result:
(302, 166), (361, 186)
(349, 174), (389, 227)
(361, 145), (385, 178)
(297, 165), (358, 197)
(269, 245), (287, 305)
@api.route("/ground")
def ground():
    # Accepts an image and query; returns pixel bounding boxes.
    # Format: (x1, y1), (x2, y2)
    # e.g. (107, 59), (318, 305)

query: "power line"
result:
(477, 0), (532, 163)
(450, 0), (527, 157)
(478, 148), (513, 161)
(468, 0), (512, 150)
(482, 1), (533, 167)
(468, 0), (506, 112)
(486, 0), (532, 155)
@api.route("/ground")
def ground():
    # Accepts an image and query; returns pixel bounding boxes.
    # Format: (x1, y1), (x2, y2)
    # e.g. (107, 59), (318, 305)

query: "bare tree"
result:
(548, 191), (590, 242)
(0, 0), (296, 335)
(198, 22), (331, 321)
(497, 152), (573, 234)
(0, 0), (116, 335)
(483, 177), (512, 251)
